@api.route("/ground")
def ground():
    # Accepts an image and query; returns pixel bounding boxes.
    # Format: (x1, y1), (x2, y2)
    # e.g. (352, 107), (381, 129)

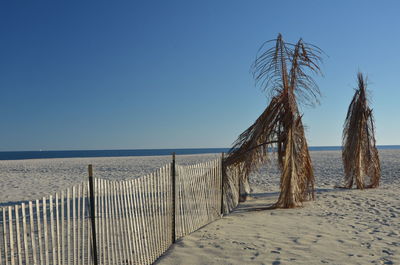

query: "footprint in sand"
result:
(250, 252), (259, 260)
(290, 237), (300, 244)
(271, 247), (282, 254)
(382, 249), (394, 256)
(211, 243), (223, 249)
(243, 246), (256, 250)
(380, 259), (394, 265)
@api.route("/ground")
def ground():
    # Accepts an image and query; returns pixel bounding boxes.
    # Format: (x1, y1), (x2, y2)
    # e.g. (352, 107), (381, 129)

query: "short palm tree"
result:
(341, 72), (380, 189)
(225, 34), (323, 208)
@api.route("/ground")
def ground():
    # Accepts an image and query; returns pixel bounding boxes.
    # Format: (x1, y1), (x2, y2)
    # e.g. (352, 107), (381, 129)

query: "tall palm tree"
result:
(224, 34), (323, 208)
(342, 72), (380, 189)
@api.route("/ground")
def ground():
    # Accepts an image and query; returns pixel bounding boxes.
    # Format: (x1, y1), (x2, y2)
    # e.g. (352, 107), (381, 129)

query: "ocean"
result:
(0, 146), (399, 160)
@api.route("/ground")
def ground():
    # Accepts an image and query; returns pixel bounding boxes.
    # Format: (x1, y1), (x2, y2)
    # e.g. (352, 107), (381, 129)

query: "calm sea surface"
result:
(0, 146), (399, 160)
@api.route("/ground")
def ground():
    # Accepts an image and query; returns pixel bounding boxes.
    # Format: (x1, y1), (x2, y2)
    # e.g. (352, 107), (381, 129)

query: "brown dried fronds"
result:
(342, 72), (381, 189)
(225, 34), (323, 208)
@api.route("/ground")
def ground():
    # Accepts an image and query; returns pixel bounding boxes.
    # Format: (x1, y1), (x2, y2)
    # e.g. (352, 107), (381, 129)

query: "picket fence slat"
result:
(142, 176), (151, 264)
(163, 165), (169, 251)
(148, 173), (156, 263)
(98, 180), (102, 265)
(73, 186), (77, 265)
(85, 182), (90, 265)
(103, 179), (107, 265)
(49, 196), (56, 265)
(139, 176), (151, 264)
(66, 189), (71, 265)
(107, 181), (115, 264)
(99, 179), (104, 265)
(155, 168), (162, 257)
(132, 178), (144, 265)
(3, 209), (8, 265)
(55, 193), (61, 265)
(122, 181), (132, 264)
(105, 180), (114, 265)
(21, 204), (28, 265)
(118, 181), (129, 264)
(0, 208), (2, 265)
(77, 185), (81, 265)
(129, 180), (137, 264)
(81, 183), (85, 265)
(115, 181), (123, 264)
(14, 205), (21, 265)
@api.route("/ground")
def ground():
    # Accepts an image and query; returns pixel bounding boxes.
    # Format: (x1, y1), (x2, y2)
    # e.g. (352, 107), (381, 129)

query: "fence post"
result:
(171, 153), (176, 243)
(220, 152), (224, 215)
(88, 165), (98, 265)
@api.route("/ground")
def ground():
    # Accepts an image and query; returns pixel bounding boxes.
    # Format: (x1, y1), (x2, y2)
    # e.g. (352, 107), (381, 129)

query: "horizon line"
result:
(1, 145), (400, 153)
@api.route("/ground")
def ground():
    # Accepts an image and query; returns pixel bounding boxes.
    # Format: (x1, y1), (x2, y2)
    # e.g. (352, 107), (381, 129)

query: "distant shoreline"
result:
(0, 146), (399, 161)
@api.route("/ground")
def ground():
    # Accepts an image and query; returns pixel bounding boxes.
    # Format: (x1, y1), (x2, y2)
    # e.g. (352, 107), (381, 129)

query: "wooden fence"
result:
(0, 182), (93, 265)
(0, 155), (240, 265)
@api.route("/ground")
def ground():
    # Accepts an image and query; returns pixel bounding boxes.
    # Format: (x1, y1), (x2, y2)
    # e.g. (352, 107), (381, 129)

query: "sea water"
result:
(0, 146), (399, 160)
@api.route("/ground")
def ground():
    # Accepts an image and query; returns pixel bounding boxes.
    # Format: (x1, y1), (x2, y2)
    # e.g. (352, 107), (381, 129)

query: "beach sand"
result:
(1, 150), (399, 264)
(156, 150), (400, 265)
(0, 153), (219, 204)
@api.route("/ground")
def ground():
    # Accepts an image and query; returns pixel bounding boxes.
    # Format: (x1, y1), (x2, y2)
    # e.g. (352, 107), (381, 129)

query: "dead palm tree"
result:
(341, 72), (380, 189)
(224, 34), (323, 208)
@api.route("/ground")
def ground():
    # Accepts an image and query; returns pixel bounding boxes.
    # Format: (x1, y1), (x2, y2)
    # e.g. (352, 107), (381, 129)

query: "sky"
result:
(1, 0), (400, 151)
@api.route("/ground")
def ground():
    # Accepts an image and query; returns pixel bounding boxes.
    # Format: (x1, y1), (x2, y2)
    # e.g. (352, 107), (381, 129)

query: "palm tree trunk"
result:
(276, 125), (301, 208)
(356, 144), (364, 189)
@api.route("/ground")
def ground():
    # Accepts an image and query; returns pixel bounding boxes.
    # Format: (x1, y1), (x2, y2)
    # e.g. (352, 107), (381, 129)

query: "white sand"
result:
(0, 153), (219, 204)
(155, 150), (400, 265)
(1, 150), (399, 264)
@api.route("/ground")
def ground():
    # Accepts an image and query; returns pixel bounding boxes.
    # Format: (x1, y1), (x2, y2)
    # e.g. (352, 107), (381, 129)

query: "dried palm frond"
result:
(341, 73), (380, 189)
(225, 34), (323, 208)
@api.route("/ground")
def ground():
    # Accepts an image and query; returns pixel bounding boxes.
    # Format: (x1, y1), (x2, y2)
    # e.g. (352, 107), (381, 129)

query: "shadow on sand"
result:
(232, 187), (350, 213)
(0, 200), (33, 208)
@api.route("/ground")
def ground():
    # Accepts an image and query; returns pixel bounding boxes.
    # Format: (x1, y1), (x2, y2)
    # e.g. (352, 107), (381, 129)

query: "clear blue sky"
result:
(1, 0), (399, 151)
